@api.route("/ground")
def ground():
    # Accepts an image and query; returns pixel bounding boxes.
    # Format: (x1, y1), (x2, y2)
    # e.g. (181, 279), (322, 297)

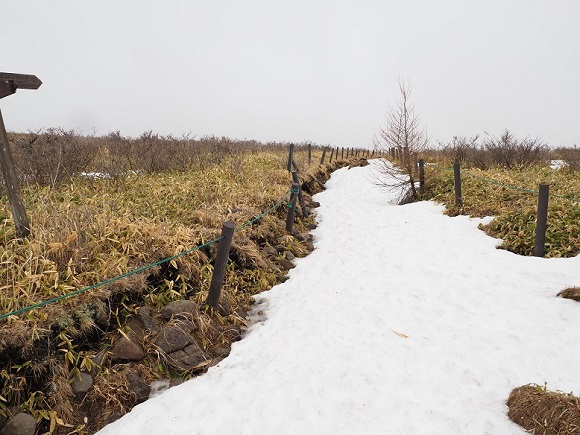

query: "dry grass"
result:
(507, 385), (580, 434)
(0, 136), (351, 432)
(558, 287), (580, 302)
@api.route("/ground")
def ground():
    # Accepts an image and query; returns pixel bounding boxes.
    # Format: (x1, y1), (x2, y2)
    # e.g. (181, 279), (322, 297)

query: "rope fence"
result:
(0, 191), (293, 321)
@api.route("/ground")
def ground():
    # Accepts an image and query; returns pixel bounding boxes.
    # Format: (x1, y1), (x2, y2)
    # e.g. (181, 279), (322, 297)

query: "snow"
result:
(97, 160), (580, 435)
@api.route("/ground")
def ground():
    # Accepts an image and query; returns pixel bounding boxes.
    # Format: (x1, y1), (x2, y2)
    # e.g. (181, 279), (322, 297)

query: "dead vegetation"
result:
(507, 384), (580, 434)
(557, 287), (580, 302)
(0, 130), (356, 433)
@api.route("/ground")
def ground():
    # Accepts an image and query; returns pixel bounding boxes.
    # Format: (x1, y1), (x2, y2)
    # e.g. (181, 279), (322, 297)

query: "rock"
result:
(110, 332), (146, 361)
(263, 246), (278, 256)
(0, 413), (36, 435)
(279, 275), (290, 283)
(86, 348), (108, 377)
(212, 346), (230, 358)
(310, 201), (321, 208)
(167, 343), (209, 370)
(274, 245), (286, 253)
(71, 372), (93, 394)
(169, 378), (185, 388)
(134, 307), (161, 335)
(126, 373), (149, 404)
(284, 251), (295, 261)
(306, 241), (315, 252)
(155, 320), (194, 353)
(278, 258), (295, 270)
(161, 300), (199, 321)
(149, 379), (170, 399)
(294, 232), (309, 242)
(307, 223), (317, 230)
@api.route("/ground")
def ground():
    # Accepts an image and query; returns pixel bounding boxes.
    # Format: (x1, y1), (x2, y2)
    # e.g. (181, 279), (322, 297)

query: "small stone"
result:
(161, 300), (199, 321)
(284, 251), (295, 261)
(136, 307), (161, 334)
(126, 373), (149, 404)
(310, 201), (321, 208)
(110, 332), (146, 361)
(155, 321), (194, 353)
(212, 346), (230, 358)
(307, 223), (317, 230)
(279, 275), (290, 283)
(275, 245), (286, 253)
(169, 378), (185, 388)
(278, 258), (295, 270)
(167, 343), (209, 370)
(0, 413), (36, 435)
(263, 246), (278, 256)
(86, 348), (108, 377)
(71, 372), (93, 394)
(306, 241), (315, 252)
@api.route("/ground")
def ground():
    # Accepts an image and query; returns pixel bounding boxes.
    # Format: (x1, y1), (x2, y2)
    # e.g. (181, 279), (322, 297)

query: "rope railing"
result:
(0, 190), (293, 321)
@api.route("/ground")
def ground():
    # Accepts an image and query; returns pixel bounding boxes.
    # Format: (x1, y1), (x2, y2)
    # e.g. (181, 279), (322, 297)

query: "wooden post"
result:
(308, 143), (312, 164)
(453, 162), (462, 207)
(291, 170), (308, 218)
(0, 110), (30, 238)
(341, 147), (344, 159)
(533, 183), (550, 257)
(336, 147), (339, 161)
(329, 147), (334, 163)
(206, 221), (235, 309)
(287, 143), (294, 172)
(419, 159), (425, 193)
(320, 147), (327, 165)
(286, 182), (300, 233)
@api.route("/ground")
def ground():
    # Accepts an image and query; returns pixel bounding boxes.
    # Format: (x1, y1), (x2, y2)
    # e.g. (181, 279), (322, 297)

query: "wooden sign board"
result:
(0, 72), (42, 100)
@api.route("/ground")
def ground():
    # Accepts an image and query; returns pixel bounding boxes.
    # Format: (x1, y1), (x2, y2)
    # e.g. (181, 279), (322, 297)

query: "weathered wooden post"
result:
(533, 183), (550, 257)
(453, 162), (462, 207)
(329, 147), (334, 163)
(291, 170), (308, 218)
(419, 159), (425, 193)
(320, 147), (327, 165)
(0, 72), (43, 239)
(287, 143), (294, 172)
(206, 221), (235, 309)
(308, 143), (312, 164)
(286, 182), (300, 233)
(336, 147), (339, 161)
(341, 147), (344, 159)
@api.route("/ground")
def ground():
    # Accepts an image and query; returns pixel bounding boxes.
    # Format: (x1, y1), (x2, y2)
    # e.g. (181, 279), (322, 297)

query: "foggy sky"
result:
(2, 0), (579, 148)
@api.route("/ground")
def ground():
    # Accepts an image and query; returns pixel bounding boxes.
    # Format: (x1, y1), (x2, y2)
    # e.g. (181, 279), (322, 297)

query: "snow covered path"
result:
(98, 161), (580, 435)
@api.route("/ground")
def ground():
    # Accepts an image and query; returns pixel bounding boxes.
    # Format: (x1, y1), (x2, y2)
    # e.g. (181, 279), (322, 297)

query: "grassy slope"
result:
(0, 146), (350, 433)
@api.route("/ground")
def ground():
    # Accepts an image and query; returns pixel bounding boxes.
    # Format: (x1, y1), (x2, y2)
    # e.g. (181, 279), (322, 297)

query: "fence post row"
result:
(453, 162), (462, 207)
(286, 181), (300, 232)
(206, 221), (235, 309)
(533, 183), (550, 257)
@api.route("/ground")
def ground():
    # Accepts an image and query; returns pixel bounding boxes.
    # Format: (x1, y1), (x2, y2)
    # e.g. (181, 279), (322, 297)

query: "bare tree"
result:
(374, 81), (428, 202)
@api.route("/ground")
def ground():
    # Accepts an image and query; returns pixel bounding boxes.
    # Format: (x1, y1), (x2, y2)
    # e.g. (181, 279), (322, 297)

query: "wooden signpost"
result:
(0, 72), (43, 238)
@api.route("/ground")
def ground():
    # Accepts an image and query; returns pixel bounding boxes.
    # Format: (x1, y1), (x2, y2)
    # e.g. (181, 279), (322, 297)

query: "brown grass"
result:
(558, 287), (580, 302)
(507, 385), (580, 434)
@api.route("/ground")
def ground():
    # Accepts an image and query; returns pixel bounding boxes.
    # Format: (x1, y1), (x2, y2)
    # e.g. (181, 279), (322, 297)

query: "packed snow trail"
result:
(98, 161), (580, 435)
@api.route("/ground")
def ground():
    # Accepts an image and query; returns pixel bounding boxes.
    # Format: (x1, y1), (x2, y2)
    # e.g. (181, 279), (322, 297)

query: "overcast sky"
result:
(2, 1), (579, 148)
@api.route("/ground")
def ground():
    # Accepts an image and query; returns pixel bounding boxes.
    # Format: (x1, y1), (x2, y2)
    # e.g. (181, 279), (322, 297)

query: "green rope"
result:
(1, 190), (293, 321)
